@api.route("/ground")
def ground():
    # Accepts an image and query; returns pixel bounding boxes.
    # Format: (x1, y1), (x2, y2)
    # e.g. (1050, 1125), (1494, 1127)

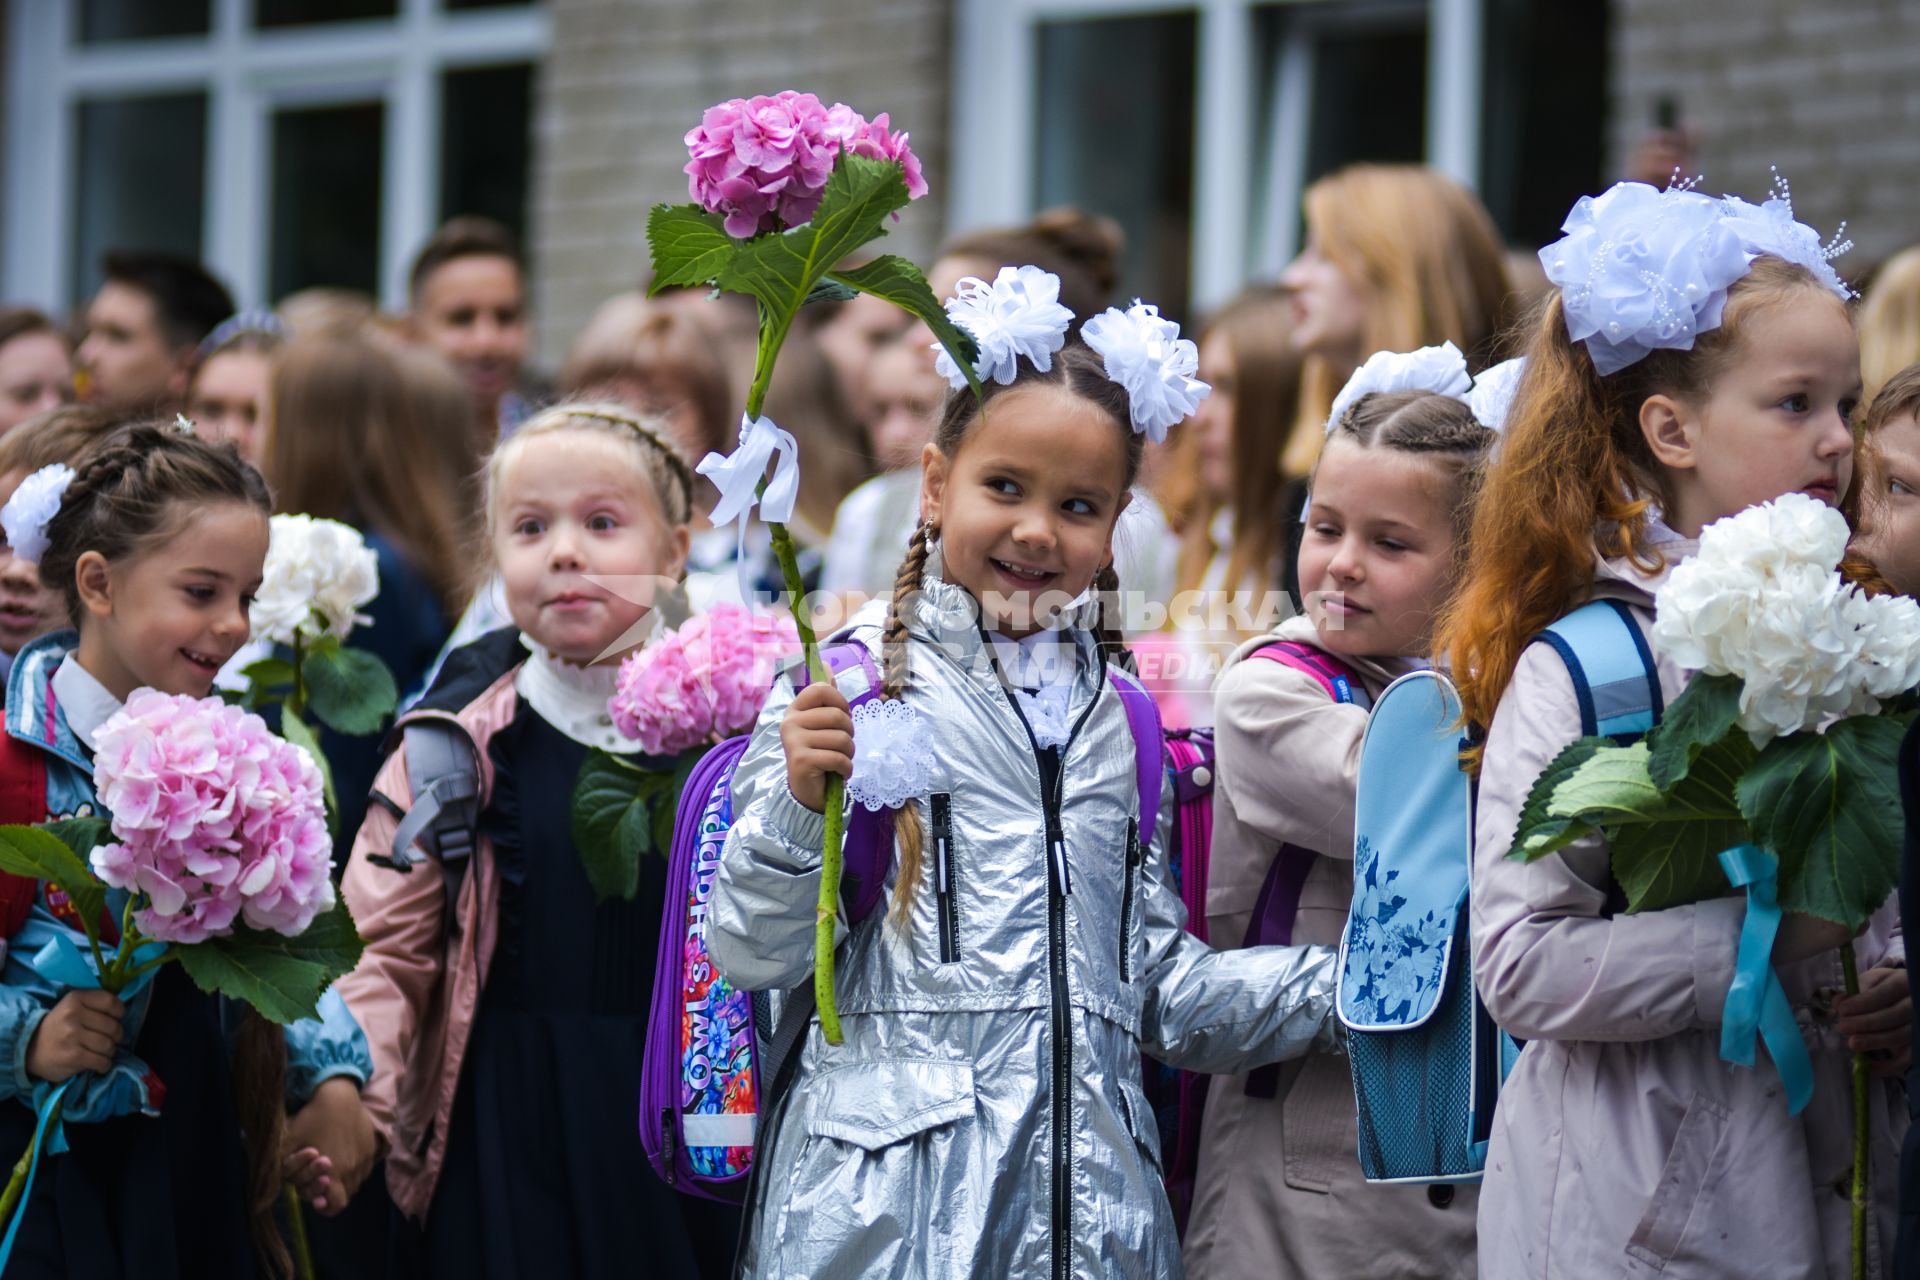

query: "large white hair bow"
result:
(1081, 302), (1209, 444)
(1324, 342), (1473, 434)
(0, 463), (75, 566)
(934, 265), (1073, 391)
(1717, 170), (1854, 300)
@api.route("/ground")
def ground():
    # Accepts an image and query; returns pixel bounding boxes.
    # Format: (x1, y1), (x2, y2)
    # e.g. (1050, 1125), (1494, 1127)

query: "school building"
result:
(1, 0), (1915, 362)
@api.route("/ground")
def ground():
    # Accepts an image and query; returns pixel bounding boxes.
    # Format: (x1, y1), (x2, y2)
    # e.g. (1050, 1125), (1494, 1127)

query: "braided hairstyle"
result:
(34, 422), (287, 1274)
(39, 422), (271, 627)
(881, 343), (1143, 927)
(1321, 389), (1499, 578)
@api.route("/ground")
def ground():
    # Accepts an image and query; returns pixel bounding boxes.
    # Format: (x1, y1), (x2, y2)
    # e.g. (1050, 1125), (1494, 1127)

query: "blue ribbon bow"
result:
(1717, 845), (1814, 1115)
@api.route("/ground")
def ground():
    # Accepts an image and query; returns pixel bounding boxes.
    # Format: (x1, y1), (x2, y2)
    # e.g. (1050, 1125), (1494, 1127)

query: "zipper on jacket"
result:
(1118, 819), (1140, 983)
(931, 792), (958, 964)
(987, 633), (1106, 1280)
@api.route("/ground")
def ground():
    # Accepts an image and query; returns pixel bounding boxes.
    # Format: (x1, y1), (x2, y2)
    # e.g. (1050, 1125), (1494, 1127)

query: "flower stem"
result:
(284, 1182), (316, 1280)
(0, 1094), (60, 1229)
(1840, 944), (1868, 1280)
(289, 632), (306, 719)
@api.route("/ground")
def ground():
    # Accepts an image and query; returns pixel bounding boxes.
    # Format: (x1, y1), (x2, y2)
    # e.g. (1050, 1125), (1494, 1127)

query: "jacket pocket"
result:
(804, 1056), (976, 1150)
(930, 793), (958, 964)
(1623, 1091), (1731, 1268)
(1117, 1074), (1164, 1176)
(1118, 819), (1141, 983)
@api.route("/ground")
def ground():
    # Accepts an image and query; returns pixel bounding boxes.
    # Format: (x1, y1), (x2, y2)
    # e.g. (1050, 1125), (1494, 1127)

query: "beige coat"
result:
(1472, 542), (1907, 1278)
(335, 671), (517, 1222)
(1184, 616), (1479, 1279)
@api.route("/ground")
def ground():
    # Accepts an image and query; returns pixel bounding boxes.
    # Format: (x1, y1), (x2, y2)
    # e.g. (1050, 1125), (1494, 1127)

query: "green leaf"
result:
(1609, 734), (1754, 912)
(241, 656), (297, 695)
(645, 204), (738, 291)
(1645, 674), (1742, 789)
(0, 824), (106, 944)
(715, 153), (913, 333)
(280, 711), (338, 835)
(1738, 717), (1905, 927)
(1510, 736), (1607, 861)
(304, 644), (400, 737)
(175, 901), (365, 1025)
(43, 816), (110, 866)
(827, 255), (984, 399)
(570, 749), (654, 902)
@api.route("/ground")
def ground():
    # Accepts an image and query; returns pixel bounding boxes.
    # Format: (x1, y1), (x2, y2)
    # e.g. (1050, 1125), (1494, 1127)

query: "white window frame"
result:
(4, 0), (549, 315)
(951, 0), (1483, 316)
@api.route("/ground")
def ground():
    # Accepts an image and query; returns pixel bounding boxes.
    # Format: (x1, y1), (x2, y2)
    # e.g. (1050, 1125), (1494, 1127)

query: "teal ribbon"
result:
(0, 1077), (70, 1270)
(1717, 845), (1813, 1115)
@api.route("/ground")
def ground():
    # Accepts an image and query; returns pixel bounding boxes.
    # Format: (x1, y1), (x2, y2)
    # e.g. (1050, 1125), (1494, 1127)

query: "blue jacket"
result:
(0, 632), (371, 1124)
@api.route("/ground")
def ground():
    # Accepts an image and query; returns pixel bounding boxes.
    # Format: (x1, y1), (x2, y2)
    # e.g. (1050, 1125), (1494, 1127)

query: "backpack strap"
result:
(1535, 599), (1662, 743)
(366, 714), (485, 935)
(1105, 667), (1165, 840)
(1247, 640), (1374, 712)
(0, 726), (47, 939)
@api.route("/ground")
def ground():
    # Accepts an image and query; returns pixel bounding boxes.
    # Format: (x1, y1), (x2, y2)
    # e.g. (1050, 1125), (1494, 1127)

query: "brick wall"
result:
(1610, 0), (1920, 278)
(527, 0), (954, 364)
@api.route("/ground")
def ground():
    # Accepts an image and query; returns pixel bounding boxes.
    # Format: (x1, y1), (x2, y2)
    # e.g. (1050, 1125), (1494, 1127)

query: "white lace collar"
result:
(51, 657), (124, 752)
(513, 636), (632, 753)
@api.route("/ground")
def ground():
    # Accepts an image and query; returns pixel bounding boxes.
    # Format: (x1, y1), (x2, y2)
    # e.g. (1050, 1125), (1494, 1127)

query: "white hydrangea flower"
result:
(1650, 492), (1920, 741)
(932, 265), (1074, 390)
(251, 514), (380, 646)
(0, 464), (75, 566)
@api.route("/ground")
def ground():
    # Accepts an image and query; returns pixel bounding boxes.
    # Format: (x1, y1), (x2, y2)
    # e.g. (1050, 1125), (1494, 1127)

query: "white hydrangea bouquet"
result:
(230, 514), (401, 819)
(1513, 492), (1920, 1275)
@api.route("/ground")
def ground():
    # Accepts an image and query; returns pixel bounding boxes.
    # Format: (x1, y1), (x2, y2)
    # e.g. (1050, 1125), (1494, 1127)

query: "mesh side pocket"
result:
(1347, 929), (1481, 1182)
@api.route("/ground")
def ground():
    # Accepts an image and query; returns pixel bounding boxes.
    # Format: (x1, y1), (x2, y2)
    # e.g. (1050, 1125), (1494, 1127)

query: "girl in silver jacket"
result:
(708, 289), (1339, 1280)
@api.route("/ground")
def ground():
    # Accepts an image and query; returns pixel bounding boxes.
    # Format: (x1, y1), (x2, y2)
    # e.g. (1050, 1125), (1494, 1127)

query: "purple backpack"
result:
(638, 640), (1168, 1203)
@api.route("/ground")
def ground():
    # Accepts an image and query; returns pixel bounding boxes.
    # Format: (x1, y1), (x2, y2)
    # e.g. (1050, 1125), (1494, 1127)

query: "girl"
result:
(0, 310), (74, 437)
(708, 285), (1337, 1279)
(1856, 363), (1920, 595)
(1183, 370), (1494, 1279)
(0, 405), (118, 677)
(1279, 164), (1513, 488)
(187, 312), (284, 467)
(1440, 182), (1909, 1276)
(338, 403), (738, 1280)
(0, 423), (373, 1279)
(1858, 245), (1920, 402)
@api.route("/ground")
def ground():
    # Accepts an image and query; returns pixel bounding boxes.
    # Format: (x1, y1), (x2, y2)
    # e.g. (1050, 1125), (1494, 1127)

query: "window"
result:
(952, 0), (1605, 318)
(3, 1), (549, 316)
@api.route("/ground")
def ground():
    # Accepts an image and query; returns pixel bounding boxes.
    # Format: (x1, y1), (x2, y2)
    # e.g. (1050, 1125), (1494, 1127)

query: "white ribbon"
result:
(1324, 342), (1472, 435)
(696, 413), (801, 604)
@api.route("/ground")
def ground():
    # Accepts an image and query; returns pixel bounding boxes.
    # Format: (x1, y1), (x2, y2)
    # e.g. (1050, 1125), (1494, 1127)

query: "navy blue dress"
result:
(414, 702), (738, 1279)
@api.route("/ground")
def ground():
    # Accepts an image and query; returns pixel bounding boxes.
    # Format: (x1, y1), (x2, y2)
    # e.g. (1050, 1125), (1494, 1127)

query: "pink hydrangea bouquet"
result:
(0, 692), (363, 1237)
(650, 91), (986, 1043)
(570, 607), (799, 903)
(610, 605), (801, 755)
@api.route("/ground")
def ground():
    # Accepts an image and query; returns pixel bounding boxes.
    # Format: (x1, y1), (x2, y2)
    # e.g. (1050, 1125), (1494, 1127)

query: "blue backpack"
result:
(1338, 600), (1658, 1183)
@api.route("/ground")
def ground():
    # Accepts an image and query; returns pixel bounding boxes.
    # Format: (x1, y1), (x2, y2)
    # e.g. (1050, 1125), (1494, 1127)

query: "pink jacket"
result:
(1184, 616), (1478, 1279)
(1472, 544), (1907, 1278)
(335, 671), (518, 1222)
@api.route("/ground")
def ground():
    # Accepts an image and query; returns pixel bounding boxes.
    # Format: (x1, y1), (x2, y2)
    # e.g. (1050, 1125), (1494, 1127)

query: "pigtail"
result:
(1092, 563), (1131, 674)
(884, 521), (931, 929)
(234, 1008), (293, 1280)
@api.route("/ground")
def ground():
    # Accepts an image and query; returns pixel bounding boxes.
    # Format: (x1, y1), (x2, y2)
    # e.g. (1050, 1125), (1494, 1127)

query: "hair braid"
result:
(883, 522), (932, 928)
(234, 1008), (292, 1279)
(1092, 562), (1131, 673)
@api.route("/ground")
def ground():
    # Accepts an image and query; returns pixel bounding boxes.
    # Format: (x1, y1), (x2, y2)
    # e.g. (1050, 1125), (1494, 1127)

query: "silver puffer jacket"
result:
(709, 579), (1338, 1280)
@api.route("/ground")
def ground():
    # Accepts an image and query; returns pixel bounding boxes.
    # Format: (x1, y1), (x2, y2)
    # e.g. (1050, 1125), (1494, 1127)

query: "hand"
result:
(1623, 127), (1696, 187)
(1835, 964), (1913, 1077)
(25, 990), (124, 1084)
(781, 680), (854, 814)
(284, 1077), (378, 1215)
(1772, 912), (1858, 965)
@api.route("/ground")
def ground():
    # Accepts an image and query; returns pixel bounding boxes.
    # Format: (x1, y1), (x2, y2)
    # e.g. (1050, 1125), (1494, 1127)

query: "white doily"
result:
(847, 698), (937, 811)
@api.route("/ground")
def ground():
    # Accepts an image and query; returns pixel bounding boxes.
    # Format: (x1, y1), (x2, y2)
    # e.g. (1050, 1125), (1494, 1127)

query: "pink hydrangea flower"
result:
(88, 690), (335, 945)
(685, 93), (927, 238)
(609, 605), (801, 755)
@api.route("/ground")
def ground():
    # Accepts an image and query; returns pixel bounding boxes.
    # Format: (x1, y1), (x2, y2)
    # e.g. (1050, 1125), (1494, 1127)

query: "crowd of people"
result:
(0, 137), (1916, 1280)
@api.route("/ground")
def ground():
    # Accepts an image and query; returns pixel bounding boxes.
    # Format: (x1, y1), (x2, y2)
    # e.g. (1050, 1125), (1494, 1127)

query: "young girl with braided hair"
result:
(0, 422), (372, 1279)
(1184, 350), (1498, 1280)
(709, 271), (1339, 1279)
